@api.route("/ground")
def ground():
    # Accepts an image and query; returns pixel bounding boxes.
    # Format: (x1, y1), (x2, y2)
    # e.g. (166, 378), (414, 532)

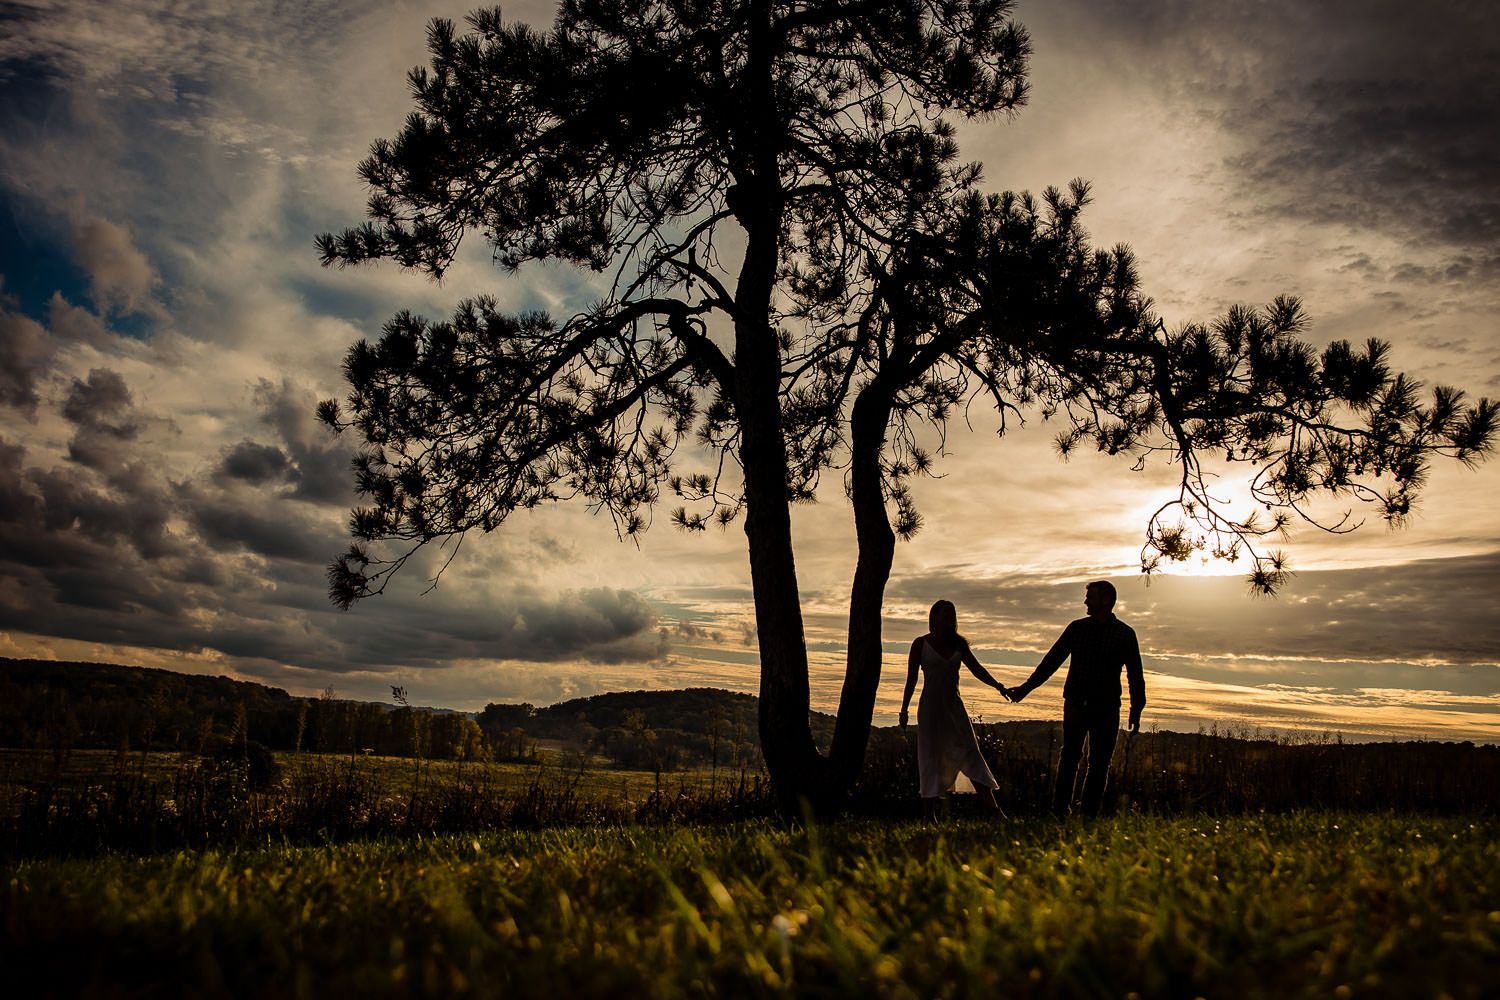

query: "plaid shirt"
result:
(1024, 613), (1145, 710)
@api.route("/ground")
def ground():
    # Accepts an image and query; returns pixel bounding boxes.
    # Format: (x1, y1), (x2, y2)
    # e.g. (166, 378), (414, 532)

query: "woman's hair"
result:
(928, 599), (968, 650)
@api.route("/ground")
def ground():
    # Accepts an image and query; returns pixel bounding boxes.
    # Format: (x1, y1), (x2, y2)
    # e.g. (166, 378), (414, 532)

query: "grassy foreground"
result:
(5, 812), (1497, 998)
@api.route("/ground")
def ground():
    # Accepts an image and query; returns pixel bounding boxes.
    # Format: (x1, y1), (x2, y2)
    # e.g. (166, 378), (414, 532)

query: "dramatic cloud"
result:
(0, 295), (670, 682)
(0, 305), (52, 413)
(70, 216), (159, 316)
(248, 378), (359, 504)
(61, 367), (132, 423)
(218, 440), (293, 485)
(1110, 0), (1500, 257)
(890, 553), (1500, 677)
(61, 367), (145, 469)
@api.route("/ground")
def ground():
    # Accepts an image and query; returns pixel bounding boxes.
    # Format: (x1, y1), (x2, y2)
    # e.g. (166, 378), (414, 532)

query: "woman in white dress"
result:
(899, 599), (1009, 819)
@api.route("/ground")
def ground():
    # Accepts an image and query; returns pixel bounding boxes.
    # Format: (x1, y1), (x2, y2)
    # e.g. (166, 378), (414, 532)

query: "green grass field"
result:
(6, 812), (1497, 998)
(0, 748), (766, 855)
(0, 747), (739, 801)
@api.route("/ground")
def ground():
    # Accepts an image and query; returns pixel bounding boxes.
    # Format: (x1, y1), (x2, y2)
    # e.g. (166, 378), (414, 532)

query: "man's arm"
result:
(1010, 623), (1074, 702)
(1124, 625), (1145, 731)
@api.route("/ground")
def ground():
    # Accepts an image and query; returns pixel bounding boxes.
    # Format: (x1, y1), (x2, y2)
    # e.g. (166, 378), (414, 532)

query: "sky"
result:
(1, 0), (1497, 743)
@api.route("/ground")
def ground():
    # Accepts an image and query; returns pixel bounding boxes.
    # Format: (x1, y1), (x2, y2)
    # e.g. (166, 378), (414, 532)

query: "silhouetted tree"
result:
(318, 1), (1494, 812)
(390, 683), (422, 762)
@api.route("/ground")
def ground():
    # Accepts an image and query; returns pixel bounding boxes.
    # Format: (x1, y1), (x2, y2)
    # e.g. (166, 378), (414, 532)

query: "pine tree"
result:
(318, 1), (1494, 812)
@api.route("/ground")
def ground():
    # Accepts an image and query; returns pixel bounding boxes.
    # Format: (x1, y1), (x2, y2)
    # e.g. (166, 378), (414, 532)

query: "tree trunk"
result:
(826, 381), (897, 803)
(732, 0), (828, 814)
(734, 255), (825, 808)
(741, 423), (825, 812)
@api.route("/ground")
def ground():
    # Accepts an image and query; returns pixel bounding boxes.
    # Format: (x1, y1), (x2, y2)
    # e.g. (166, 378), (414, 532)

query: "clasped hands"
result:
(991, 680), (1143, 730)
(900, 680), (1031, 726)
(901, 681), (1141, 731)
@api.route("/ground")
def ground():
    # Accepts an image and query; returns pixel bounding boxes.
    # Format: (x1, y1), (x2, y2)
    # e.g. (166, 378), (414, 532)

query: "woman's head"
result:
(928, 599), (957, 637)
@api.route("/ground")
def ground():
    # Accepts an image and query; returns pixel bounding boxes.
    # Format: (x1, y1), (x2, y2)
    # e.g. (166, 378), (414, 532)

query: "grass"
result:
(0, 748), (771, 856)
(4, 741), (1496, 996)
(274, 749), (743, 802)
(0, 747), (734, 802)
(6, 812), (1498, 998)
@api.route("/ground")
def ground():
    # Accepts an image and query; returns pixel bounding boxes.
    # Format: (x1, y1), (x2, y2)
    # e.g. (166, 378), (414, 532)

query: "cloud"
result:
(1129, 555), (1500, 668)
(18, 457), (180, 562)
(249, 378), (357, 504)
(218, 440), (293, 485)
(0, 438), (35, 521)
(0, 305), (53, 414)
(43, 293), (118, 348)
(0, 288), (668, 677)
(61, 367), (146, 470)
(1, 430), (669, 672)
(1, 269), (146, 427)
(1064, 0), (1500, 257)
(0, 0), (355, 102)
(0, 0), (676, 676)
(887, 552), (1500, 700)
(70, 216), (159, 316)
(178, 485), (332, 564)
(507, 586), (668, 663)
(61, 367), (131, 422)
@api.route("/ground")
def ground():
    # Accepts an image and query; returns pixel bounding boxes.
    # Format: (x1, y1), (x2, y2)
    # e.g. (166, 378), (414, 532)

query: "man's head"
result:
(1084, 580), (1117, 616)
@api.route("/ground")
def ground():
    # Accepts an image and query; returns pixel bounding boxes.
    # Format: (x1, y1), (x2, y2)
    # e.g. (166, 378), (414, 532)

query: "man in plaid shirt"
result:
(1008, 580), (1146, 815)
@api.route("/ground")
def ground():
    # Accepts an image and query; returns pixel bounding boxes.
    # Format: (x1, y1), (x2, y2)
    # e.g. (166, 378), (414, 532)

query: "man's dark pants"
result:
(1054, 699), (1120, 815)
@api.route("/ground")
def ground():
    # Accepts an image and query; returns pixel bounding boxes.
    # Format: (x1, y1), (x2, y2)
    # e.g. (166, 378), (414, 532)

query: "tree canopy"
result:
(319, 0), (1495, 811)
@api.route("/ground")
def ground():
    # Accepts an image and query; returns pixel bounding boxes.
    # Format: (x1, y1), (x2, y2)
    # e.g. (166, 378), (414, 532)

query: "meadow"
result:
(2, 736), (1498, 997)
(6, 713), (1497, 854)
(0, 746), (761, 856)
(6, 812), (1498, 998)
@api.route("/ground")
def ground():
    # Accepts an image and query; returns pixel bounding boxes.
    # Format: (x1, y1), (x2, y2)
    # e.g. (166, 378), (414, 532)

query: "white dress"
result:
(918, 637), (999, 798)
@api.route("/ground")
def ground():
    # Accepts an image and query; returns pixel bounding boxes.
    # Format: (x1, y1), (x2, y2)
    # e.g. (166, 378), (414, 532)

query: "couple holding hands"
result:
(898, 582), (1146, 819)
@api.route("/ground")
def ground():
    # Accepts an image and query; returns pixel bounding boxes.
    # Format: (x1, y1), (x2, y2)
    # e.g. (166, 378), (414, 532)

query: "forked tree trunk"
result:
(732, 0), (902, 815)
(741, 375), (899, 816)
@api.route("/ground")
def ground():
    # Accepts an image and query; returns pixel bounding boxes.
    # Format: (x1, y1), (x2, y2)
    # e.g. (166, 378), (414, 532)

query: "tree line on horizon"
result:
(0, 658), (783, 769)
(5, 655), (1493, 762)
(3, 657), (1498, 856)
(0, 658), (484, 763)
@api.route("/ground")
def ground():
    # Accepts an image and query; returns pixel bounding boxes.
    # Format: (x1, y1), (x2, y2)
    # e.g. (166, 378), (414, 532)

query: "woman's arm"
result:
(900, 638), (922, 727)
(961, 642), (1009, 696)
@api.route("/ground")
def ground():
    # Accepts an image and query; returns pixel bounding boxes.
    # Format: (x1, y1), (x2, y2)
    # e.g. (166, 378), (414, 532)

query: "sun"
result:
(1150, 555), (1257, 580)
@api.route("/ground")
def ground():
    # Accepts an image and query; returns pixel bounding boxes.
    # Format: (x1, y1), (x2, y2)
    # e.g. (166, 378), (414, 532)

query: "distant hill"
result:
(0, 657), (1011, 771)
(0, 658), (814, 769)
(5, 658), (1487, 776)
(0, 657), (306, 752)
(0, 657), (486, 760)
(0, 656), (301, 709)
(478, 687), (819, 770)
